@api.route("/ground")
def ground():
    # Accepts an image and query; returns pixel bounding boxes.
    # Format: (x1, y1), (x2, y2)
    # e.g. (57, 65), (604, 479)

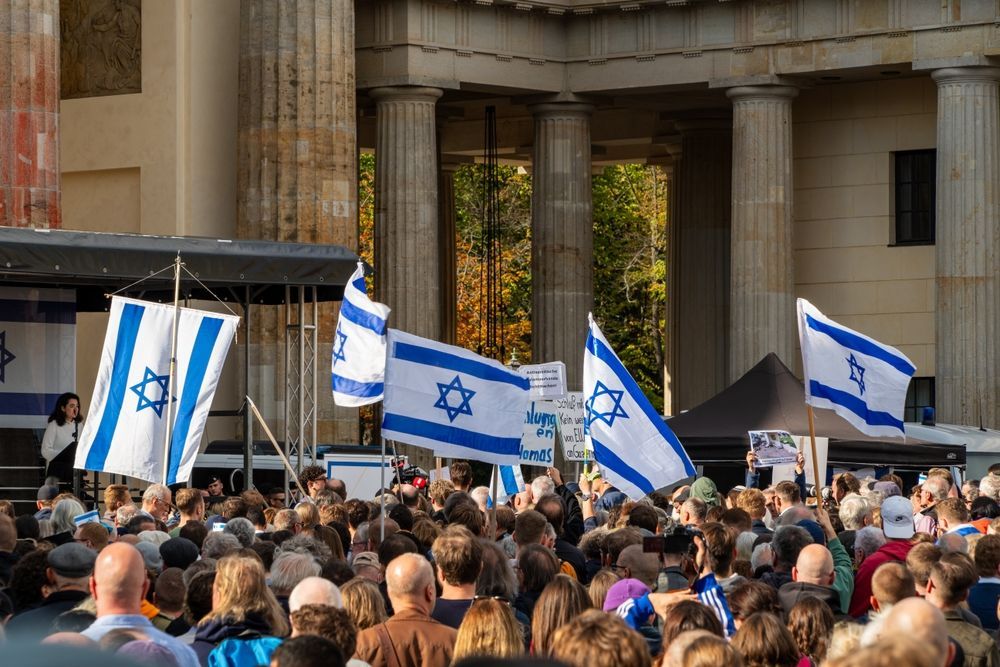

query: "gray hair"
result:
(277, 534), (332, 564)
(273, 509), (300, 532)
(270, 552), (321, 595)
(224, 517), (256, 548)
(116, 504), (140, 525)
(751, 542), (774, 571)
(839, 495), (872, 530)
(531, 475), (556, 501)
(202, 532), (241, 560)
(980, 474), (1000, 501)
(288, 576), (342, 611)
(854, 526), (886, 558)
(142, 484), (171, 504)
(470, 486), (491, 509)
(736, 531), (758, 562)
(938, 532), (968, 555)
(51, 499), (86, 534)
(922, 476), (950, 502)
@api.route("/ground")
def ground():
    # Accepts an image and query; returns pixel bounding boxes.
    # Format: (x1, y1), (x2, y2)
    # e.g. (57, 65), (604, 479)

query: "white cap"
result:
(881, 495), (915, 539)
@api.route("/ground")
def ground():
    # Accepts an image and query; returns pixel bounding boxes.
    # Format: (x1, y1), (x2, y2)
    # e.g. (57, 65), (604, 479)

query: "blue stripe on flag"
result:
(85, 303), (145, 471)
(0, 392), (63, 415)
(167, 316), (224, 485)
(586, 334), (695, 476)
(332, 373), (384, 398)
(590, 435), (655, 496)
(805, 314), (915, 376)
(382, 412), (522, 456)
(340, 297), (387, 335)
(393, 342), (530, 390)
(0, 298), (76, 324)
(808, 380), (905, 431)
(500, 465), (518, 495)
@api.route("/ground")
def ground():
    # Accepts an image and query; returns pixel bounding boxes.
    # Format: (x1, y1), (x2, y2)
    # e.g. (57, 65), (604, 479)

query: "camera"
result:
(642, 525), (704, 555)
(390, 456), (429, 490)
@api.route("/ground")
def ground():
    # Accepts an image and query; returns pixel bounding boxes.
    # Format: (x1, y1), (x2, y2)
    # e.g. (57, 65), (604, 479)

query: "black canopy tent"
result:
(0, 227), (361, 489)
(667, 353), (964, 471)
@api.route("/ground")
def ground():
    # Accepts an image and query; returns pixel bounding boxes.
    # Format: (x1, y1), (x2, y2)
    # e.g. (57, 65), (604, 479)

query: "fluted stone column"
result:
(674, 121), (732, 410)
(372, 86), (442, 341)
(439, 164), (458, 346)
(530, 103), (594, 390)
(932, 67), (1000, 426)
(727, 86), (798, 381)
(238, 0), (357, 444)
(0, 0), (60, 228)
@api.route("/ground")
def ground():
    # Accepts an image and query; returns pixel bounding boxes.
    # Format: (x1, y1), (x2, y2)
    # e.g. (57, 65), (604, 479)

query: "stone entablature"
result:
(357, 0), (1000, 93)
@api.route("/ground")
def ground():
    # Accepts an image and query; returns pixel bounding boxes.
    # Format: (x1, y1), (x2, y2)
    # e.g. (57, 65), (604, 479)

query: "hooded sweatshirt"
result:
(192, 612), (275, 666)
(848, 539), (914, 618)
(690, 477), (721, 507)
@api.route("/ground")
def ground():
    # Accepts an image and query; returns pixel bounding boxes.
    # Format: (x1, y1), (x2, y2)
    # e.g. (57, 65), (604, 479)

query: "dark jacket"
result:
(0, 550), (18, 587)
(4, 589), (90, 641)
(554, 538), (588, 584)
(943, 609), (1000, 667)
(778, 581), (846, 619)
(759, 569), (793, 591)
(554, 483), (585, 546)
(595, 487), (626, 513)
(192, 613), (275, 666)
(513, 588), (543, 620)
(751, 519), (773, 537)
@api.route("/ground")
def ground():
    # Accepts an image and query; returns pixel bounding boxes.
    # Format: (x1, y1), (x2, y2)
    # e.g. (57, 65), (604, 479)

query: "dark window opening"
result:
(893, 149), (936, 245)
(904, 376), (935, 423)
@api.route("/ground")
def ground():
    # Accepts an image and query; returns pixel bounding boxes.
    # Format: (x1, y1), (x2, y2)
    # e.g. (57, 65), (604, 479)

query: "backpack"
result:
(207, 635), (283, 667)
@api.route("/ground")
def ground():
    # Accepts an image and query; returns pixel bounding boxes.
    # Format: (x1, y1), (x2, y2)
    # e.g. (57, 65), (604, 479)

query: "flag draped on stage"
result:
(381, 329), (530, 466)
(583, 314), (695, 500)
(332, 262), (391, 407)
(797, 298), (915, 438)
(75, 297), (238, 484)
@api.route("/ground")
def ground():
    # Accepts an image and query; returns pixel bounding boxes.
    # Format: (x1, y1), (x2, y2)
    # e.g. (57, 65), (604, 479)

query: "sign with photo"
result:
(747, 429), (799, 468)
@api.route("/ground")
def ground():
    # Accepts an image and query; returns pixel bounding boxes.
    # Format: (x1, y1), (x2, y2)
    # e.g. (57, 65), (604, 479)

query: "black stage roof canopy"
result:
(0, 227), (360, 309)
(667, 353), (964, 469)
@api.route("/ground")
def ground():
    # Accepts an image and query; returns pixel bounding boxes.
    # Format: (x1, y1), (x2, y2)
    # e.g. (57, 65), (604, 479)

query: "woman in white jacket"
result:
(41, 392), (82, 484)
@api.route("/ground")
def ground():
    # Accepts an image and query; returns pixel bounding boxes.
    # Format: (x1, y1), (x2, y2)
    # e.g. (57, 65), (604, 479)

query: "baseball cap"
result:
(135, 540), (164, 573)
(37, 485), (59, 501)
(48, 543), (97, 578)
(873, 481), (902, 498)
(603, 578), (651, 612)
(881, 495), (915, 539)
(351, 551), (380, 571)
(796, 519), (826, 547)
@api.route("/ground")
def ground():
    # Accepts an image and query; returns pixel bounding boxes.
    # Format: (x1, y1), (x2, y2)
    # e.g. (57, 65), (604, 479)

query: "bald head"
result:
(289, 576), (343, 612)
(385, 553), (435, 614)
(882, 598), (951, 667)
(793, 544), (834, 585)
(90, 542), (149, 616)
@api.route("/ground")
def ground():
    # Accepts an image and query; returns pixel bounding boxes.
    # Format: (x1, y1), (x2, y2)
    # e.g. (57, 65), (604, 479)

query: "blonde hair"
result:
(452, 598), (524, 662)
(680, 634), (745, 667)
(296, 503), (320, 530)
(587, 568), (620, 610)
(341, 577), (387, 630)
(201, 553), (289, 636)
(550, 610), (651, 667)
(531, 575), (591, 656)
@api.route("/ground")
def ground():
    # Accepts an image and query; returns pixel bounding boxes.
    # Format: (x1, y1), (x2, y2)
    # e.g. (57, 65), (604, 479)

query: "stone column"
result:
(371, 86), (443, 341)
(438, 163), (458, 346)
(727, 85), (798, 381)
(932, 67), (1000, 426)
(0, 0), (60, 228)
(530, 103), (594, 390)
(663, 157), (679, 416)
(238, 0), (357, 443)
(674, 121), (732, 409)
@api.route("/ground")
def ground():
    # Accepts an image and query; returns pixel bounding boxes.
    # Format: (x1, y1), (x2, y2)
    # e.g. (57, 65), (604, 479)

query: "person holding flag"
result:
(332, 262), (391, 407)
(583, 313), (695, 500)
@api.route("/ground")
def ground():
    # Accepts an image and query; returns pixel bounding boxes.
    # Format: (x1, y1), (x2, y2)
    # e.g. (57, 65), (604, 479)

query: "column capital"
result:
(527, 102), (595, 118)
(369, 86), (443, 104)
(931, 67), (1000, 86)
(726, 85), (799, 103)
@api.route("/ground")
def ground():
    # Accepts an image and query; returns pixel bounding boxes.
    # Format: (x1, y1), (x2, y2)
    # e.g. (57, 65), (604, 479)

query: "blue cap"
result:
(796, 519), (826, 547)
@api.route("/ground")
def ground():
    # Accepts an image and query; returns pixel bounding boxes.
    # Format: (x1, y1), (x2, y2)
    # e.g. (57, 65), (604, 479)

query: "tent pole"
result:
(162, 254), (182, 485)
(243, 287), (253, 491)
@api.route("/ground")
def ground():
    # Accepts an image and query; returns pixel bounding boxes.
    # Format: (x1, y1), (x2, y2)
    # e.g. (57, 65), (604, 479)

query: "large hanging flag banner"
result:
(584, 314), (695, 499)
(797, 298), (915, 438)
(382, 329), (530, 466)
(76, 297), (238, 484)
(490, 464), (526, 506)
(332, 262), (391, 407)
(0, 287), (76, 428)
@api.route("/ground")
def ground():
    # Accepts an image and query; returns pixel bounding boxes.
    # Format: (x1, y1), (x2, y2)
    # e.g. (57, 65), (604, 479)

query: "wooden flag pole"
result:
(806, 405), (822, 502)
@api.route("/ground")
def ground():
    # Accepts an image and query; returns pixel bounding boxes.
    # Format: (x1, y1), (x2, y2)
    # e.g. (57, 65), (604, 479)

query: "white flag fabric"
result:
(76, 297), (238, 484)
(332, 262), (391, 407)
(382, 329), (530, 466)
(490, 464), (525, 506)
(584, 315), (695, 500)
(0, 287), (76, 428)
(797, 298), (915, 438)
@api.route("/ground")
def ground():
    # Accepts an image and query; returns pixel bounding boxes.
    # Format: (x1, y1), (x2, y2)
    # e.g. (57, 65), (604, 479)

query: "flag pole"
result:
(806, 404), (822, 502)
(162, 253), (182, 485)
(380, 437), (387, 541)
(489, 465), (498, 538)
(246, 395), (308, 500)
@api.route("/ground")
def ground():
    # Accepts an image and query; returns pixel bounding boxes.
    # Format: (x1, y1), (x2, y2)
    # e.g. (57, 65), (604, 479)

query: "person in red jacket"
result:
(848, 495), (917, 618)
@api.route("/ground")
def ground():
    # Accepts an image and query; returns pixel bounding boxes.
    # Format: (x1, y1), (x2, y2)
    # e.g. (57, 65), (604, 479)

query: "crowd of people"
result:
(1, 455), (999, 667)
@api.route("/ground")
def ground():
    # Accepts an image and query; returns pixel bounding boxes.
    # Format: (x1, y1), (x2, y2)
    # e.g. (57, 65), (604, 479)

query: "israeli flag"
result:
(797, 298), (915, 438)
(0, 287), (75, 428)
(584, 314), (695, 500)
(382, 329), (530, 466)
(490, 464), (525, 506)
(75, 297), (238, 484)
(332, 262), (391, 407)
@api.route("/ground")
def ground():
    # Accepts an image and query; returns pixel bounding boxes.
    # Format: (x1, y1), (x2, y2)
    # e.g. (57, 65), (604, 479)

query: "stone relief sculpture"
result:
(60, 0), (141, 99)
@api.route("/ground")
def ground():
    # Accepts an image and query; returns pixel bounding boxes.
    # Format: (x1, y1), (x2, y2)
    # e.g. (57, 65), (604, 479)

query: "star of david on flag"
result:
(76, 296), (238, 484)
(797, 298), (915, 438)
(382, 329), (530, 466)
(332, 262), (391, 407)
(584, 314), (694, 500)
(0, 330), (14, 383)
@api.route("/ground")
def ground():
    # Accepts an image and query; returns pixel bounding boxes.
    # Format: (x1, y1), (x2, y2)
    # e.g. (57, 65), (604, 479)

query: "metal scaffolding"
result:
(284, 286), (319, 485)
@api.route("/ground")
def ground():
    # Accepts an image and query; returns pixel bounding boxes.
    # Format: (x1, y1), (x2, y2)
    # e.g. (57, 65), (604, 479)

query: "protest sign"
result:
(748, 430), (799, 468)
(520, 362), (567, 400)
(520, 401), (556, 465)
(554, 392), (590, 462)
